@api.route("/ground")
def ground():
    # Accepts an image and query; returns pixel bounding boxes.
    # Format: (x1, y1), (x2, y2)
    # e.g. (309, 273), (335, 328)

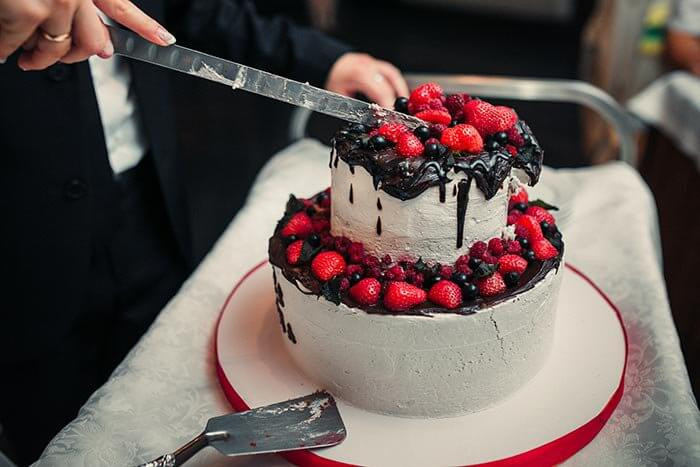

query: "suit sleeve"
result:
(167, 0), (352, 87)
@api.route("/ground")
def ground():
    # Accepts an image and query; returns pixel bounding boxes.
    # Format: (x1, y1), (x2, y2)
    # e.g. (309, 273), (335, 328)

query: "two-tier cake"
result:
(268, 83), (564, 418)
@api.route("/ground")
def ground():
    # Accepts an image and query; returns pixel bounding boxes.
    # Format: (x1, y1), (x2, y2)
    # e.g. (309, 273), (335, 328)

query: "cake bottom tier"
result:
(273, 263), (564, 418)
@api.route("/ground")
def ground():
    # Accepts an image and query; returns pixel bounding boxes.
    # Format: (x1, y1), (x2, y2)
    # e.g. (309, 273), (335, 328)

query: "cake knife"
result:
(138, 391), (345, 466)
(107, 25), (423, 129)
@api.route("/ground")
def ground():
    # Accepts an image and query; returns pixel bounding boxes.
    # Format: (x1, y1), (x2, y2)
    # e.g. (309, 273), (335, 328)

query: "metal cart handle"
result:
(289, 73), (640, 166)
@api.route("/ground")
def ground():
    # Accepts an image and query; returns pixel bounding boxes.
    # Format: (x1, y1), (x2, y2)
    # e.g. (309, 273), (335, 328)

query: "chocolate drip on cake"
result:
(377, 197), (382, 210)
(456, 178), (472, 249)
(453, 185), (457, 197)
(349, 184), (354, 204)
(439, 181), (446, 203)
(376, 216), (382, 235)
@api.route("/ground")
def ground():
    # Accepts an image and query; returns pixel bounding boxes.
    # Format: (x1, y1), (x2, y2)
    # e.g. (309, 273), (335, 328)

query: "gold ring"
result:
(41, 30), (72, 43)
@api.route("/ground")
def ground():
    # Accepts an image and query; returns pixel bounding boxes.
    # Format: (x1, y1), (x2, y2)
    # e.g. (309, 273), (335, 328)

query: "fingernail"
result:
(0, 58), (6, 64)
(99, 40), (114, 58)
(156, 27), (176, 46)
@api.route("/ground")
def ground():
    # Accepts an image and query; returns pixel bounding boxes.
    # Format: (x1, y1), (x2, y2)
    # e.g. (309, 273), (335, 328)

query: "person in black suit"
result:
(0, 0), (408, 463)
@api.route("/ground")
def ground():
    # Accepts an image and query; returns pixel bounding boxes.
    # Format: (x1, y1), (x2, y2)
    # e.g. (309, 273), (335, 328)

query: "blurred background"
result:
(171, 0), (698, 395)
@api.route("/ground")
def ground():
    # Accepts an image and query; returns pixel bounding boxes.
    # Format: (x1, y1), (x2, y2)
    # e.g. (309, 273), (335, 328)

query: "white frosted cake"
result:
(269, 83), (564, 418)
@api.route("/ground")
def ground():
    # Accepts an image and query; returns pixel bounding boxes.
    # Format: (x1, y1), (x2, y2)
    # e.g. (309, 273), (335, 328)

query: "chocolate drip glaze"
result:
(377, 197), (382, 210)
(334, 120), (543, 202)
(439, 181), (446, 203)
(453, 185), (457, 197)
(376, 216), (382, 235)
(349, 184), (354, 204)
(456, 178), (472, 249)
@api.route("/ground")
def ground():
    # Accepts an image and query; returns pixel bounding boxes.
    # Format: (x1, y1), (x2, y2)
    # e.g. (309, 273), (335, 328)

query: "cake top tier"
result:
(332, 82), (543, 201)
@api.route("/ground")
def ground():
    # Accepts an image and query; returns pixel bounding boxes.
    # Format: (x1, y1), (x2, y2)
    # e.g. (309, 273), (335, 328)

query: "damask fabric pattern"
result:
(36, 140), (700, 466)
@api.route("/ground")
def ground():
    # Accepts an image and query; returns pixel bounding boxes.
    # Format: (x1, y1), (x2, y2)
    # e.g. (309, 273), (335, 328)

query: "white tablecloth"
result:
(36, 140), (700, 466)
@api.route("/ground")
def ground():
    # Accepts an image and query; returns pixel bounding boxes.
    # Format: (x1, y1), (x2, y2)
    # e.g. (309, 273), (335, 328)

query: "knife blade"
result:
(107, 25), (423, 129)
(138, 391), (345, 466)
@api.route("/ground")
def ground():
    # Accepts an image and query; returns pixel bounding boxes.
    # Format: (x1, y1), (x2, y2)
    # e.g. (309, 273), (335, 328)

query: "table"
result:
(35, 140), (700, 466)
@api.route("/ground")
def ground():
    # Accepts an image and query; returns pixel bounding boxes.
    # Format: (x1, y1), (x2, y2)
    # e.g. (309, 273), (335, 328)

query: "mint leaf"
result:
(472, 262), (498, 279)
(299, 241), (321, 263)
(529, 199), (559, 211)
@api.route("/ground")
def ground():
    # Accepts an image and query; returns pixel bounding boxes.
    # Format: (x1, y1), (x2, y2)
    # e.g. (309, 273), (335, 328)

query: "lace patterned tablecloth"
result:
(36, 140), (700, 466)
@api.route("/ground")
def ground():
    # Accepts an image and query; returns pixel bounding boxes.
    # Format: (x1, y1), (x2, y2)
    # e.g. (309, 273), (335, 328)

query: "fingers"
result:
(93, 0), (175, 45)
(361, 72), (396, 108)
(17, 0), (78, 70)
(0, 1), (50, 61)
(377, 60), (409, 98)
(60, 2), (111, 63)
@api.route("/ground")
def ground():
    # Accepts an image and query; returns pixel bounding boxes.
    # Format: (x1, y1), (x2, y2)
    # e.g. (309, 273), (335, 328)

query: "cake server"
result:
(107, 25), (423, 129)
(138, 391), (345, 467)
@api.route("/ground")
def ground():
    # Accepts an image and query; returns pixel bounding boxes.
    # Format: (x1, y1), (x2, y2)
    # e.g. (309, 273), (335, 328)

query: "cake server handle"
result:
(137, 432), (214, 467)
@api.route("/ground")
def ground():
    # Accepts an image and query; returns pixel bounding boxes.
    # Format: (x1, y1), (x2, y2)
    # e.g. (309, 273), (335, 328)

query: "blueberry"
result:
(462, 283), (478, 300)
(286, 235), (298, 244)
(413, 125), (430, 142)
(394, 97), (409, 114)
(425, 274), (442, 288)
(523, 250), (536, 262)
(495, 132), (508, 145)
(504, 272), (520, 287)
(307, 233), (321, 247)
(452, 272), (469, 285)
(424, 142), (441, 158)
(468, 257), (483, 269)
(518, 237), (530, 248)
(450, 119), (460, 127)
(540, 221), (550, 232)
(514, 202), (528, 213)
(369, 135), (389, 149)
(306, 206), (316, 216)
(350, 272), (362, 284)
(349, 123), (368, 134)
(485, 139), (500, 151)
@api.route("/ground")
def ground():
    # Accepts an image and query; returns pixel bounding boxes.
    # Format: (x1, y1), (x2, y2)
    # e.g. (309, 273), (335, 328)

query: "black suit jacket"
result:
(0, 0), (349, 362)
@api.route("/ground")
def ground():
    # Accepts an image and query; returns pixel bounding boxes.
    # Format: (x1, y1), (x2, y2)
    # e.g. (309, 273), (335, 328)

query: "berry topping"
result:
(386, 265), (406, 281)
(507, 211), (522, 225)
(345, 264), (364, 277)
(505, 125), (525, 146)
(510, 187), (529, 205)
(498, 254), (528, 274)
(476, 272), (507, 297)
(394, 96), (409, 114)
(440, 124), (484, 153)
(349, 278), (382, 306)
(280, 212), (313, 238)
(488, 238), (505, 256)
(505, 240), (523, 254)
(525, 206), (556, 226)
(307, 233), (321, 247)
(462, 283), (478, 300)
(413, 125), (431, 141)
(369, 134), (390, 149)
(516, 215), (544, 241)
(504, 272), (521, 287)
(469, 241), (488, 259)
(409, 82), (444, 106)
(383, 281), (427, 312)
(531, 238), (559, 261)
(445, 93), (469, 117)
(285, 240), (303, 265)
(415, 109), (453, 125)
(377, 123), (409, 143)
(428, 280), (463, 309)
(505, 144), (518, 156)
(429, 123), (448, 138)
(396, 133), (424, 157)
(463, 100), (518, 136)
(347, 242), (365, 263)
(312, 218), (330, 233)
(311, 251), (346, 281)
(512, 202), (528, 212)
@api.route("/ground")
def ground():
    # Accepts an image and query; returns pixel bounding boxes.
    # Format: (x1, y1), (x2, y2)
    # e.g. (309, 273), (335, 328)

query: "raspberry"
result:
(383, 281), (427, 312)
(506, 126), (525, 146)
(366, 266), (382, 278)
(498, 254), (528, 274)
(531, 239), (559, 260)
(339, 277), (351, 291)
(345, 264), (364, 277)
(321, 233), (335, 248)
(440, 124), (484, 153)
(377, 123), (409, 143)
(386, 265), (406, 281)
(285, 240), (303, 265)
(469, 241), (488, 259)
(445, 94), (469, 116)
(454, 262), (472, 275)
(280, 212), (313, 238)
(428, 280), (462, 309)
(455, 254), (470, 266)
(405, 269), (417, 283)
(482, 252), (499, 264)
(311, 251), (346, 281)
(412, 273), (424, 287)
(415, 109), (452, 125)
(347, 242), (365, 263)
(409, 82), (444, 106)
(463, 100), (518, 136)
(396, 133), (424, 157)
(505, 240), (522, 255)
(362, 255), (380, 268)
(476, 272), (506, 297)
(510, 187), (529, 205)
(312, 218), (330, 233)
(429, 124), (448, 138)
(318, 188), (331, 209)
(424, 137), (440, 147)
(407, 101), (431, 115)
(516, 215), (544, 241)
(334, 236), (351, 254)
(525, 206), (556, 226)
(349, 278), (382, 306)
(381, 254), (393, 266)
(439, 265), (454, 279)
(488, 238), (505, 256)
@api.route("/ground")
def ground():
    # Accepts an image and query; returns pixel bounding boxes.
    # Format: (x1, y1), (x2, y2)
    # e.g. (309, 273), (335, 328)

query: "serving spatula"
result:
(138, 391), (346, 467)
(107, 25), (423, 129)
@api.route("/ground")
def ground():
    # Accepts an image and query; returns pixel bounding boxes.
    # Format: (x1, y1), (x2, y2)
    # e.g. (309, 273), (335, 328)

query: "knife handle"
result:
(137, 432), (209, 467)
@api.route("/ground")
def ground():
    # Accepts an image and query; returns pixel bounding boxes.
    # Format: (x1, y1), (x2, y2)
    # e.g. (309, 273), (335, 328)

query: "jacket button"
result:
(46, 64), (71, 82)
(64, 178), (88, 200)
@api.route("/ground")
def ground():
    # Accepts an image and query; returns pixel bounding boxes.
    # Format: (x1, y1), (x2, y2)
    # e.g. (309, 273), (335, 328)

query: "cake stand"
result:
(214, 261), (627, 466)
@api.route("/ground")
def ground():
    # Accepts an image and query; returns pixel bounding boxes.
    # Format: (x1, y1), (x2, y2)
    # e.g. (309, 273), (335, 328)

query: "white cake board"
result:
(215, 261), (627, 466)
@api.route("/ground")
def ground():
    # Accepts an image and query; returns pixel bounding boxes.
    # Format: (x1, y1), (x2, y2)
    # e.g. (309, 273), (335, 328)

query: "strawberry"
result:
(349, 278), (382, 306)
(409, 82), (444, 106)
(415, 109), (452, 125)
(285, 240), (303, 265)
(516, 215), (544, 241)
(525, 206), (556, 225)
(396, 133), (424, 157)
(377, 123), (409, 143)
(498, 254), (528, 274)
(428, 280), (462, 309)
(280, 212), (313, 238)
(463, 100), (517, 136)
(383, 281), (427, 312)
(510, 187), (529, 205)
(311, 251), (346, 281)
(507, 211), (522, 225)
(531, 239), (559, 260)
(440, 124), (484, 153)
(476, 272), (506, 297)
